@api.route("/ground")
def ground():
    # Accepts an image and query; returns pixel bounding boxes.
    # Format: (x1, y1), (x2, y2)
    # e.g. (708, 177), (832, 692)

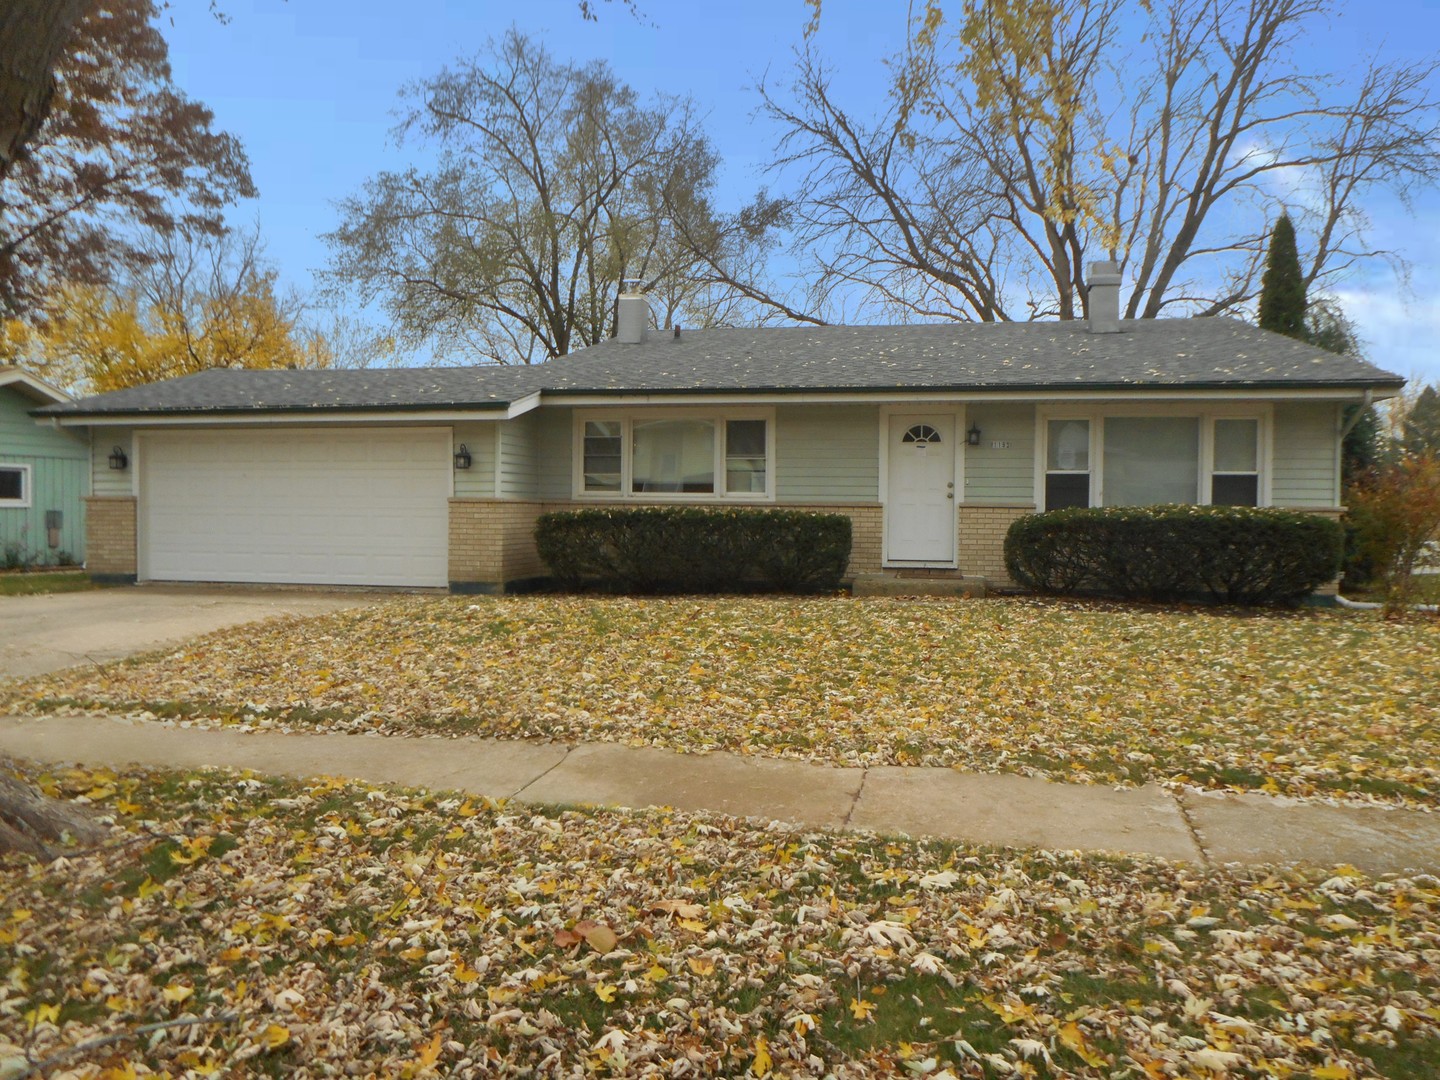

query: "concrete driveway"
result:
(0, 586), (388, 678)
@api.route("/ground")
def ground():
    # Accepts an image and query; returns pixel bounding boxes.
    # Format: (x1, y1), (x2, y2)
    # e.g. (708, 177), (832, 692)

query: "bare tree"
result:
(770, 0), (1440, 323)
(324, 32), (755, 363)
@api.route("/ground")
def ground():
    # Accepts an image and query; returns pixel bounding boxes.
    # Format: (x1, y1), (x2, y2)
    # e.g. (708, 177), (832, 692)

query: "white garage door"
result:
(140, 428), (450, 587)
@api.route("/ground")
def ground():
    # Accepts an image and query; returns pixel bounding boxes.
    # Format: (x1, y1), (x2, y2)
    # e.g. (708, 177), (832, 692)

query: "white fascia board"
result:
(49, 408), (509, 427)
(543, 386), (1392, 407)
(3, 369), (73, 406)
(504, 390), (542, 419)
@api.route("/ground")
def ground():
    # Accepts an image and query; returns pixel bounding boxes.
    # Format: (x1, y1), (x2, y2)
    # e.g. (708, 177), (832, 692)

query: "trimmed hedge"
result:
(1004, 505), (1343, 605)
(535, 507), (852, 593)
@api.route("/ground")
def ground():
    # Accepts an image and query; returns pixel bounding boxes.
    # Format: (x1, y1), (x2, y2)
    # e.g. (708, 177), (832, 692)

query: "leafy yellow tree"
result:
(7, 227), (331, 393)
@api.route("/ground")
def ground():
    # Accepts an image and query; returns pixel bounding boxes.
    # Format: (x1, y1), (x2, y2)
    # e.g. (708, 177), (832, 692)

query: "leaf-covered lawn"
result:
(2, 763), (1437, 1079)
(6, 595), (1439, 806)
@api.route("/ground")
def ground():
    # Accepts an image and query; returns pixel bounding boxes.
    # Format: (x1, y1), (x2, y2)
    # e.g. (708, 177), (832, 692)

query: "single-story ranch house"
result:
(32, 265), (1404, 593)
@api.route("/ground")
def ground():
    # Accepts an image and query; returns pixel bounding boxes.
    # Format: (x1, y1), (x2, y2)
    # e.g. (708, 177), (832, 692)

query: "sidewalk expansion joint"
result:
(1170, 790), (1211, 868)
(842, 768), (869, 830)
(507, 743), (576, 801)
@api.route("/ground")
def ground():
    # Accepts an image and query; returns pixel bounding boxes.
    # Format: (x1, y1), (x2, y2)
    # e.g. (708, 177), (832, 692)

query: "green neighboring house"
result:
(0, 368), (87, 566)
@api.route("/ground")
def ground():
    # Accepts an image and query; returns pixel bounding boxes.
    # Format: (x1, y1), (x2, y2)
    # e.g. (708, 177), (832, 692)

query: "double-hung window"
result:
(1210, 418), (1261, 506)
(1041, 410), (1266, 510)
(1044, 419), (1091, 509)
(0, 464), (30, 508)
(578, 412), (773, 500)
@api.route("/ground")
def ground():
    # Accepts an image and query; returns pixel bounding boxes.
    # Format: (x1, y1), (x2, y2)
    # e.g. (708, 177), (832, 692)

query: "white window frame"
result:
(1035, 403), (1272, 510)
(0, 463), (31, 508)
(1209, 416), (1264, 507)
(571, 407), (776, 503)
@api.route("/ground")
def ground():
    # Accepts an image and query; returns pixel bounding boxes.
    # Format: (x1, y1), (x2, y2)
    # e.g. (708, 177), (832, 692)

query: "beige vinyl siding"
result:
(452, 422), (496, 498)
(963, 403), (1036, 504)
(775, 404), (879, 502)
(89, 426), (134, 496)
(535, 407), (572, 500)
(497, 414), (539, 498)
(1271, 402), (1340, 507)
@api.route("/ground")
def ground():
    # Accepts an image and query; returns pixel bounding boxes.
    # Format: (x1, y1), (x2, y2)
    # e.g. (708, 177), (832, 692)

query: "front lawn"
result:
(1, 762), (1436, 1078)
(6, 595), (1439, 806)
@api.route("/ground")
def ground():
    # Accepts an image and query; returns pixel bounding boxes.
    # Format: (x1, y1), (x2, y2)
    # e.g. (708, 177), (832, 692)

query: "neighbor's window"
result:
(632, 419), (716, 494)
(1102, 416), (1199, 506)
(580, 413), (771, 499)
(1211, 417), (1260, 506)
(0, 465), (28, 507)
(1045, 419), (1090, 509)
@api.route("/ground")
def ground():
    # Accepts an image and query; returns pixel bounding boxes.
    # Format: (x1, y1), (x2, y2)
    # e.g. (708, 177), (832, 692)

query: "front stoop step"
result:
(852, 574), (988, 598)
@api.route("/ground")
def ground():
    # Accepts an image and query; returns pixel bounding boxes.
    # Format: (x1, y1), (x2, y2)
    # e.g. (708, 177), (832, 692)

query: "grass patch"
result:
(0, 570), (98, 596)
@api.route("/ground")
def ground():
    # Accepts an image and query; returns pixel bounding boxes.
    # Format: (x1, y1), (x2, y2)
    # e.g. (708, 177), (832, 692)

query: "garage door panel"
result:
(140, 429), (450, 587)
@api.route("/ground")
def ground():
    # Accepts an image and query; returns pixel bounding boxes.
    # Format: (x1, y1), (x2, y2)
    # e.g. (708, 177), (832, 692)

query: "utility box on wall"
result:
(45, 509), (62, 549)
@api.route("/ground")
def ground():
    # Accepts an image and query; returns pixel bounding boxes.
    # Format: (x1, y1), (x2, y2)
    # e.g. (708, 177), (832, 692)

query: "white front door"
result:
(885, 415), (957, 563)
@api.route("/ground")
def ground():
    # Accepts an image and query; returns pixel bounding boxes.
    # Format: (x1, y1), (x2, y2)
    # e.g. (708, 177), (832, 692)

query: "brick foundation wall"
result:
(958, 504), (1034, 587)
(448, 499), (1039, 591)
(448, 500), (546, 588)
(448, 499), (886, 589)
(773, 503), (883, 576)
(85, 496), (137, 579)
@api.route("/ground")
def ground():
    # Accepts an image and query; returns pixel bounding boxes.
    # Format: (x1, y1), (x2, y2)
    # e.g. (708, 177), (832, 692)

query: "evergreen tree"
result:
(1402, 385), (1440, 457)
(1257, 214), (1307, 339)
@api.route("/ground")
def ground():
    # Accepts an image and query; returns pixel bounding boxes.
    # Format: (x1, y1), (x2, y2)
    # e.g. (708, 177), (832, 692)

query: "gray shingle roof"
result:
(36, 317), (1402, 418)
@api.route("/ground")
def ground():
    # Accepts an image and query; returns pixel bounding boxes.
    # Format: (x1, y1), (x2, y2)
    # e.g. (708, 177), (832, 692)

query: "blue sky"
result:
(162, 0), (1440, 384)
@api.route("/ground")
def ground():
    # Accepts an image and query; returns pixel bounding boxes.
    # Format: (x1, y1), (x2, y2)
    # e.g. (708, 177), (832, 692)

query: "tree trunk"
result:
(0, 755), (107, 858)
(0, 0), (88, 182)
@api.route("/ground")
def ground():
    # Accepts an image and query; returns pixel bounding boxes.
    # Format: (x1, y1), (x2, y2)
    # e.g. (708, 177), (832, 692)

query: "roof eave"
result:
(37, 399), (516, 422)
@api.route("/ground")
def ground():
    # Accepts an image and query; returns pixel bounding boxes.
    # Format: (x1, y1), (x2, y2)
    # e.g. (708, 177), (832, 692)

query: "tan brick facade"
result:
(84, 497), (137, 579)
(447, 499), (1042, 591)
(958, 504), (1035, 587)
(775, 503), (883, 577)
(448, 500), (546, 589)
(448, 499), (890, 590)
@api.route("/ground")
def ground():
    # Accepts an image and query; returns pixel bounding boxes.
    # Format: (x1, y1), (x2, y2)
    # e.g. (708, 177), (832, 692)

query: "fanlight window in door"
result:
(901, 424), (943, 448)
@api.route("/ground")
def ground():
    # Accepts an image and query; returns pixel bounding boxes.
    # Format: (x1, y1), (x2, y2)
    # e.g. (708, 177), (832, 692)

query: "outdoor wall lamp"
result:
(966, 423), (982, 446)
(453, 444), (472, 470)
(108, 445), (129, 470)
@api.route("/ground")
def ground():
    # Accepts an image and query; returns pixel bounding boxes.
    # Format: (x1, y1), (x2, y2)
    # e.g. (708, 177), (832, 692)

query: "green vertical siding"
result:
(0, 388), (88, 563)
(963, 403), (1036, 504)
(1271, 402), (1340, 507)
(775, 404), (879, 502)
(452, 421), (496, 498)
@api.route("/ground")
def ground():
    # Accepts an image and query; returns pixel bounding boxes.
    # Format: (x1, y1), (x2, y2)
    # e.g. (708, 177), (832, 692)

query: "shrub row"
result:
(535, 507), (853, 593)
(1004, 505), (1343, 605)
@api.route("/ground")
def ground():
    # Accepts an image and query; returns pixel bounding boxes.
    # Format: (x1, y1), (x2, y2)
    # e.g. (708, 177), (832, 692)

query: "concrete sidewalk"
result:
(2, 713), (1436, 876)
